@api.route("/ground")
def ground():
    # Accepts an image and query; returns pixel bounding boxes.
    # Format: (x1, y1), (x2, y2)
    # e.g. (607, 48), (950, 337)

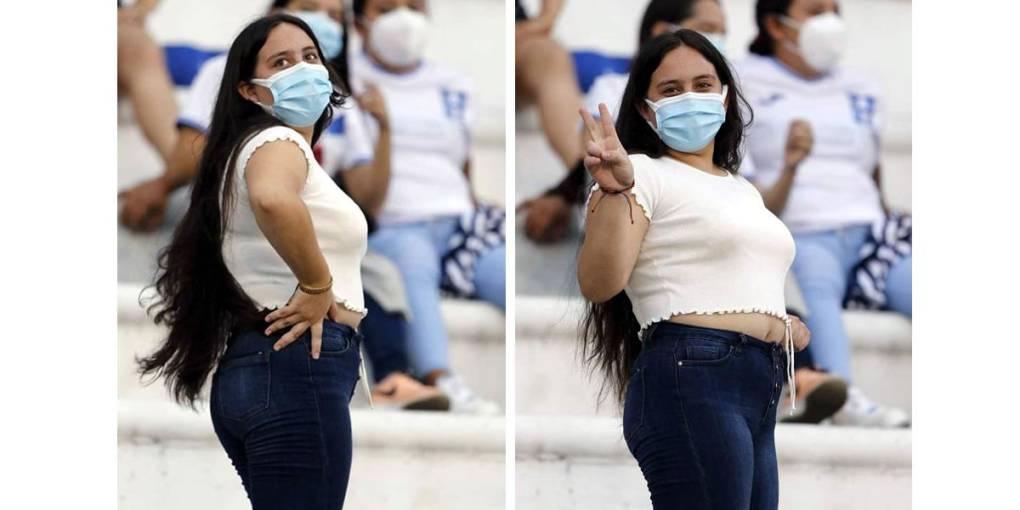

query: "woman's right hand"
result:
(784, 119), (814, 170)
(579, 104), (634, 190)
(264, 287), (339, 359)
(356, 83), (389, 131)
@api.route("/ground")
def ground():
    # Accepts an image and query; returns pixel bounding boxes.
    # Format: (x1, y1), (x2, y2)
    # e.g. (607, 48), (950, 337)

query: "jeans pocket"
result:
(216, 350), (271, 420)
(623, 366), (647, 445)
(318, 321), (354, 357)
(675, 337), (736, 366)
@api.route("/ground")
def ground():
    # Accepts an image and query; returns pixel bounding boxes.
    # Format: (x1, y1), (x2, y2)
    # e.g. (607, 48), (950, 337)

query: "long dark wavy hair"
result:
(138, 14), (349, 406)
(580, 29), (752, 405)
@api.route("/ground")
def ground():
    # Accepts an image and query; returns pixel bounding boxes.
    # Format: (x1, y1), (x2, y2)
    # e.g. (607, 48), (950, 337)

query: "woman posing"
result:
(577, 30), (809, 509)
(140, 14), (366, 508)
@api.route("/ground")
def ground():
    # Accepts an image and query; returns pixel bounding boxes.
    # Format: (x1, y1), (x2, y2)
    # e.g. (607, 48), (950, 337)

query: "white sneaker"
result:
(435, 374), (501, 415)
(831, 386), (910, 428)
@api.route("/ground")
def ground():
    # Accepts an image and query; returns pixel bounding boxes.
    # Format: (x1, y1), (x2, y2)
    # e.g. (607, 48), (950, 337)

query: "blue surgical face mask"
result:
(291, 10), (344, 60)
(251, 62), (333, 127)
(644, 85), (728, 153)
(663, 23), (727, 55)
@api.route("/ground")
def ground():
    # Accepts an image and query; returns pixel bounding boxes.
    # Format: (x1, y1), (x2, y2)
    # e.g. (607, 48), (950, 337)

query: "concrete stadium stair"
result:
(516, 414), (911, 509)
(515, 296), (911, 416)
(119, 400), (504, 510)
(118, 283), (506, 408)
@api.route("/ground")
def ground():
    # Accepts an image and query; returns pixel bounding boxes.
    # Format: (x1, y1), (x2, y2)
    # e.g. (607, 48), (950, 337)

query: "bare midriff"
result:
(333, 304), (365, 329)
(667, 312), (786, 343)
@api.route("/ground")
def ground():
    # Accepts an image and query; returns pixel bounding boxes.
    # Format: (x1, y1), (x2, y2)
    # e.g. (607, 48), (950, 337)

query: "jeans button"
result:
(677, 361), (683, 367)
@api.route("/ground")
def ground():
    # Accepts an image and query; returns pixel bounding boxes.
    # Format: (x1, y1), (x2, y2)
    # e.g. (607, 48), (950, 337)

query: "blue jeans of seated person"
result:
(360, 292), (409, 383)
(624, 322), (785, 510)
(368, 216), (505, 376)
(792, 224), (912, 381)
(210, 321), (362, 510)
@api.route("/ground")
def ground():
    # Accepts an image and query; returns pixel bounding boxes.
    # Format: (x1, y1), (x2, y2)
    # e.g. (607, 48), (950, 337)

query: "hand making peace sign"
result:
(579, 103), (635, 191)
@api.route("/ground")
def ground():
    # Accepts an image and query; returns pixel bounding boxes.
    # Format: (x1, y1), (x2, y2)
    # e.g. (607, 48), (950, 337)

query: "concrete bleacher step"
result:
(514, 296), (911, 415)
(119, 399), (504, 510)
(118, 284), (506, 408)
(516, 414), (910, 510)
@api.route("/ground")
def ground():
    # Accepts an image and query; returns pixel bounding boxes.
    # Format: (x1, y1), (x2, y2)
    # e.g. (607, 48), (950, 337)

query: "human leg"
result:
(117, 21), (178, 162)
(515, 35), (584, 169)
(471, 243), (506, 310)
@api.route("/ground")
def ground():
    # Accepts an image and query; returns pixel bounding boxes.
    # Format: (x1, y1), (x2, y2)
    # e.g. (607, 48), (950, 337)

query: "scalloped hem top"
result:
(588, 153), (796, 337)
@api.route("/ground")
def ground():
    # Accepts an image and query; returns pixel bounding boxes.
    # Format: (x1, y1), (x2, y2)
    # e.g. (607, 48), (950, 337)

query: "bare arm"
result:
(755, 119), (812, 216)
(578, 191), (649, 303)
(342, 84), (392, 219)
(163, 126), (206, 190)
(245, 139), (341, 357)
(340, 125), (391, 219)
(576, 104), (649, 303)
(245, 141), (332, 289)
(119, 126), (206, 230)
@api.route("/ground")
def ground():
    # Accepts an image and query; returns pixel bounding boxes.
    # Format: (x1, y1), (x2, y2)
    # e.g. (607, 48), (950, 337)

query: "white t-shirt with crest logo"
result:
(735, 54), (885, 233)
(349, 51), (475, 226)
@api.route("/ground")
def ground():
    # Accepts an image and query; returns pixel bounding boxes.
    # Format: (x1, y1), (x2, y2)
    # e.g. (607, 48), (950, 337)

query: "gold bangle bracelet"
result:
(298, 276), (333, 295)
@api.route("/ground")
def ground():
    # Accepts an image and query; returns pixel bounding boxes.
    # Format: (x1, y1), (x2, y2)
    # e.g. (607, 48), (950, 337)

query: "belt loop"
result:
(641, 322), (660, 343)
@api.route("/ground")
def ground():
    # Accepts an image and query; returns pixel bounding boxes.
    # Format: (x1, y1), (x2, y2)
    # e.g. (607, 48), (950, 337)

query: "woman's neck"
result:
(293, 125), (315, 144)
(666, 143), (726, 176)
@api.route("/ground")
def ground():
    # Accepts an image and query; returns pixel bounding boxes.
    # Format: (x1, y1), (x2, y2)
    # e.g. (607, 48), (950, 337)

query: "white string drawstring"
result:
(784, 316), (796, 415)
(359, 341), (374, 409)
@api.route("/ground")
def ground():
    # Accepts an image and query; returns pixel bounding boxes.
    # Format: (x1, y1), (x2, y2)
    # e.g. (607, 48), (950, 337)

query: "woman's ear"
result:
(237, 82), (259, 104)
(639, 101), (656, 128)
(764, 14), (793, 46)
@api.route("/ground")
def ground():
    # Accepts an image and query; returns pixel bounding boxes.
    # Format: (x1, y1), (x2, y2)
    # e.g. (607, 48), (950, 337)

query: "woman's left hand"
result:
(790, 315), (811, 352)
(263, 288), (337, 359)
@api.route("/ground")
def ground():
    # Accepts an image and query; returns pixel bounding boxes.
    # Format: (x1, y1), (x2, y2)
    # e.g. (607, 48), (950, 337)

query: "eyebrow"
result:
(265, 46), (317, 62)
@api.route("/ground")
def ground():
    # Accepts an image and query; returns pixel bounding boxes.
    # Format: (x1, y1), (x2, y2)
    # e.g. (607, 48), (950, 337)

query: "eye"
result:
(273, 57), (290, 68)
(304, 52), (319, 62)
(695, 81), (712, 91)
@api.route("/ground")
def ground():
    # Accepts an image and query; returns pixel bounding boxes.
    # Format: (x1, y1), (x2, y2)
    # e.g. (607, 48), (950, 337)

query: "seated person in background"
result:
(736, 0), (910, 427)
(352, 0), (505, 414)
(121, 0), (447, 411)
(118, 0), (178, 167)
(515, 0), (587, 243)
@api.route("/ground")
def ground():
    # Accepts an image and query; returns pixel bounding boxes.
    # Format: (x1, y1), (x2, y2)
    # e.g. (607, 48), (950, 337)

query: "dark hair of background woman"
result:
(138, 14), (349, 406)
(748, 0), (792, 55)
(638, 0), (718, 47)
(748, 0), (841, 55)
(580, 29), (752, 405)
(271, 0), (351, 86)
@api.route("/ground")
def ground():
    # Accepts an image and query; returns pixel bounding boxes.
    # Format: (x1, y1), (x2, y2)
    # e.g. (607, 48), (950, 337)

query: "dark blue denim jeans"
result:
(623, 322), (786, 510)
(210, 320), (362, 509)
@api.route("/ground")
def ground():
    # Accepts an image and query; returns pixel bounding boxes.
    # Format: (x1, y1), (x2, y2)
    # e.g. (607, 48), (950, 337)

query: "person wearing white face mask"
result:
(736, 0), (912, 428)
(350, 0), (505, 415)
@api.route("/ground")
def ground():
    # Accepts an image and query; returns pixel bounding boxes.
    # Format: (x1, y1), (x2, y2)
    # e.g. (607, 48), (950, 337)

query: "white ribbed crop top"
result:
(222, 126), (368, 315)
(588, 153), (799, 408)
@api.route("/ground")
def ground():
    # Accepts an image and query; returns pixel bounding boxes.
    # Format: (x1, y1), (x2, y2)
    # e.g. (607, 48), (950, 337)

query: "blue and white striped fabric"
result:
(844, 213), (912, 310)
(441, 205), (505, 298)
